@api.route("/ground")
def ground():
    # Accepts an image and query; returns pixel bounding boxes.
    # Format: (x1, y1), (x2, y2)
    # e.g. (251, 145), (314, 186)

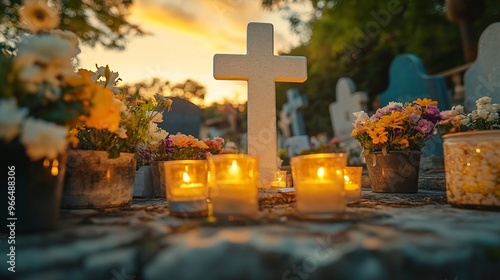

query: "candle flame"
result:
(183, 172), (191, 183)
(231, 160), (238, 171)
(344, 175), (350, 182)
(317, 167), (325, 178)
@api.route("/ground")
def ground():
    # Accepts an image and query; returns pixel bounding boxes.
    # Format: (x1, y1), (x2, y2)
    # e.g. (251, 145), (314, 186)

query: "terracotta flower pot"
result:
(62, 150), (136, 209)
(365, 151), (421, 193)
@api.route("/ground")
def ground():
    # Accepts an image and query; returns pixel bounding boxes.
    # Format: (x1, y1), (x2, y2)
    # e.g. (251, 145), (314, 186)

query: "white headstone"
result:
(283, 88), (308, 136)
(329, 78), (368, 141)
(213, 22), (307, 187)
(285, 135), (311, 157)
(277, 109), (291, 138)
(464, 22), (500, 111)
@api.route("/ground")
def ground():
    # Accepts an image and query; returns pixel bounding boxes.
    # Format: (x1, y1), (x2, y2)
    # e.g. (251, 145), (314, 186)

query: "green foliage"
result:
(267, 0), (500, 136)
(0, 0), (147, 51)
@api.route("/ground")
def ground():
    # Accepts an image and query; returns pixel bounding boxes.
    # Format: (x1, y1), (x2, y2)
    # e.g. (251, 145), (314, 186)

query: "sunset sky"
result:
(78, 0), (310, 106)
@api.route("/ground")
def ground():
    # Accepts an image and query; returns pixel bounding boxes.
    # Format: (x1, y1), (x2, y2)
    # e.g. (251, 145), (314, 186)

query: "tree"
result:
(264, 0), (500, 136)
(0, 0), (147, 51)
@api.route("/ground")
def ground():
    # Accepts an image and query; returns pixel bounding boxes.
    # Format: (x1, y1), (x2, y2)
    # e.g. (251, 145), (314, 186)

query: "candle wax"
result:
(295, 180), (345, 214)
(210, 183), (257, 216)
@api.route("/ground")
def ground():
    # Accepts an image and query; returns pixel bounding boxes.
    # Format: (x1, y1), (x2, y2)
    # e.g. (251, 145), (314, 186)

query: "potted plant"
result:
(437, 96), (500, 210)
(62, 65), (173, 208)
(149, 133), (225, 198)
(351, 98), (441, 193)
(0, 0), (105, 232)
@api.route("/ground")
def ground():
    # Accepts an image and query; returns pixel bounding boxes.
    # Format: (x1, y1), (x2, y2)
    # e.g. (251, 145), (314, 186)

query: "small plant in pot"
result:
(351, 98), (441, 193)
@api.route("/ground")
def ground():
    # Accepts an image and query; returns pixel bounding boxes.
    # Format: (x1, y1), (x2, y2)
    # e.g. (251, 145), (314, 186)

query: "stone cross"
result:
(277, 109), (291, 138)
(329, 78), (368, 142)
(464, 22), (500, 111)
(283, 88), (308, 136)
(214, 22), (307, 187)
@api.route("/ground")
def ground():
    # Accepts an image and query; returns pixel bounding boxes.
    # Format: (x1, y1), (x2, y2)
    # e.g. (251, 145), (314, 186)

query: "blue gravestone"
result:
(380, 54), (451, 110)
(380, 54), (450, 160)
(158, 97), (202, 138)
(283, 88), (308, 136)
(464, 22), (500, 111)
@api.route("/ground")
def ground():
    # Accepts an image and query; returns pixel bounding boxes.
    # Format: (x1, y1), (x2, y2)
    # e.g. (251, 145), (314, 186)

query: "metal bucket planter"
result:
(151, 161), (167, 198)
(62, 150), (136, 209)
(443, 130), (500, 211)
(365, 151), (421, 193)
(0, 140), (66, 233)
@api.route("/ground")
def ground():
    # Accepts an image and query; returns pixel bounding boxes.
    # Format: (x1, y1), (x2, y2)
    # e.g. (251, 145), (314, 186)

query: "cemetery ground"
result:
(1, 171), (500, 280)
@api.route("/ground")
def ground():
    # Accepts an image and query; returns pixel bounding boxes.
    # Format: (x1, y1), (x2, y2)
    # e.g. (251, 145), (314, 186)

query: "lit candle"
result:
(291, 153), (347, 218)
(208, 154), (259, 218)
(343, 166), (362, 204)
(270, 170), (287, 187)
(163, 160), (208, 217)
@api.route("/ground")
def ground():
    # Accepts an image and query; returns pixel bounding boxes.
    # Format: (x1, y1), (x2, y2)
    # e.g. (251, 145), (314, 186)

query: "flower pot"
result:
(0, 141), (66, 233)
(62, 150), (136, 209)
(133, 166), (154, 198)
(151, 161), (167, 198)
(443, 130), (500, 210)
(365, 151), (421, 193)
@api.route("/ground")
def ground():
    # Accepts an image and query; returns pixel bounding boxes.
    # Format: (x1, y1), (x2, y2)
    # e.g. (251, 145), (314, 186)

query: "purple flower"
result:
(415, 119), (433, 134)
(423, 105), (441, 122)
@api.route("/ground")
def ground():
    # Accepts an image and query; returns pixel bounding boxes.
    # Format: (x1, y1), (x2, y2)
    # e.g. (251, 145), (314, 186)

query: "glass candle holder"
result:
(208, 154), (259, 218)
(270, 170), (287, 187)
(163, 160), (208, 217)
(344, 166), (363, 204)
(291, 153), (347, 218)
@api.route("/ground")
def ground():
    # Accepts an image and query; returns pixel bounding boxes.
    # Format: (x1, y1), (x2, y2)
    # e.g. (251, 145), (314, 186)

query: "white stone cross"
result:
(214, 22), (307, 187)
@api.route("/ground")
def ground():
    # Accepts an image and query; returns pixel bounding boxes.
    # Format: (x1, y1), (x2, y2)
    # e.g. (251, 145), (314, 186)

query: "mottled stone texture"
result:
(1, 190), (499, 280)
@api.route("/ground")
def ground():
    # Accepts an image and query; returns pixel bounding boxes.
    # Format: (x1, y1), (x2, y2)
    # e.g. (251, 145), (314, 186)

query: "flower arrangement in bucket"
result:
(351, 98), (441, 193)
(62, 65), (173, 208)
(0, 0), (114, 231)
(437, 96), (500, 210)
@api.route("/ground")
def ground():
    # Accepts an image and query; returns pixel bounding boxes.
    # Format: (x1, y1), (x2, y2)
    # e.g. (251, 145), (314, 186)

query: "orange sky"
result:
(78, 0), (309, 106)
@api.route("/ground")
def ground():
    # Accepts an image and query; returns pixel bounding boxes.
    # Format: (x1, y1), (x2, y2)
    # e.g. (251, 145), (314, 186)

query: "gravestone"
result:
(158, 97), (202, 138)
(380, 53), (450, 161)
(329, 78), (369, 142)
(285, 135), (311, 157)
(214, 22), (307, 187)
(380, 53), (451, 110)
(277, 109), (291, 138)
(464, 22), (500, 111)
(283, 88), (308, 136)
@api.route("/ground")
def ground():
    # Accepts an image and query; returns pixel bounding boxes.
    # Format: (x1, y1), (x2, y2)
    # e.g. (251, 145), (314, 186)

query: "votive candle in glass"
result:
(291, 153), (347, 218)
(208, 154), (259, 218)
(270, 170), (287, 187)
(163, 160), (208, 217)
(344, 166), (363, 204)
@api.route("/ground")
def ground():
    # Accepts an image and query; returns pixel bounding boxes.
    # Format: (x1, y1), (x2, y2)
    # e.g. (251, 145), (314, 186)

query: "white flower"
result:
(476, 96), (492, 107)
(20, 118), (68, 161)
(0, 99), (28, 142)
(487, 112), (499, 122)
(477, 109), (488, 119)
(18, 0), (60, 33)
(387, 101), (403, 109)
(17, 34), (76, 63)
(452, 105), (464, 114)
(115, 126), (128, 139)
(150, 128), (168, 142)
(49, 29), (80, 56)
(148, 122), (159, 135)
(147, 111), (163, 123)
(352, 111), (369, 130)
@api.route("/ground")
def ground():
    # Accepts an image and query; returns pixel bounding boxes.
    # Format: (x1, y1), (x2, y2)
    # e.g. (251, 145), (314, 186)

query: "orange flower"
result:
(378, 111), (407, 129)
(83, 88), (121, 132)
(368, 127), (388, 144)
(404, 103), (422, 116)
(191, 140), (209, 149)
(414, 98), (438, 107)
(396, 138), (409, 148)
(170, 132), (192, 148)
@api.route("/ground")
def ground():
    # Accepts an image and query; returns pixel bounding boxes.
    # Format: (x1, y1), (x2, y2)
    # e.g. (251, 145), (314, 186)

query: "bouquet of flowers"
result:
(436, 96), (500, 134)
(0, 0), (116, 161)
(148, 133), (225, 162)
(351, 98), (441, 155)
(72, 65), (172, 158)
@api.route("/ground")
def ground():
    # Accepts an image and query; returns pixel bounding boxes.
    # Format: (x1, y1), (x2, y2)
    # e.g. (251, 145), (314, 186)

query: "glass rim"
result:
(208, 154), (258, 161)
(162, 159), (208, 166)
(290, 152), (346, 162)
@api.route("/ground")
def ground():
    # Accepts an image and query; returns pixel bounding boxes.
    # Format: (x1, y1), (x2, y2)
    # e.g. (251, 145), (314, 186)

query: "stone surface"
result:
(3, 176), (500, 280)
(464, 22), (500, 111)
(283, 88), (308, 136)
(329, 77), (369, 142)
(213, 22), (307, 188)
(158, 97), (202, 138)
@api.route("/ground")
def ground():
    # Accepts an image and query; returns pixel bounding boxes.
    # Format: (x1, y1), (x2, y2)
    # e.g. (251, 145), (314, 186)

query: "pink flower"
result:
(415, 119), (433, 134)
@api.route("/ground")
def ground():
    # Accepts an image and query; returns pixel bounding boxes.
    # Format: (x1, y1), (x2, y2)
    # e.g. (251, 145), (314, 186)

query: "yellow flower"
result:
(84, 87), (121, 132)
(368, 127), (388, 144)
(414, 98), (438, 107)
(18, 0), (60, 33)
(351, 128), (360, 137)
(396, 138), (409, 148)
(192, 140), (209, 149)
(170, 132), (192, 148)
(378, 111), (407, 129)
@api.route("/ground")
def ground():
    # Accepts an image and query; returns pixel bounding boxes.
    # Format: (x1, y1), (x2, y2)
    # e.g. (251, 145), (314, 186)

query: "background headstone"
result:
(283, 88), (308, 136)
(380, 53), (451, 110)
(158, 97), (202, 138)
(464, 22), (500, 111)
(329, 77), (369, 142)
(214, 22), (307, 187)
(285, 135), (311, 157)
(277, 109), (292, 138)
